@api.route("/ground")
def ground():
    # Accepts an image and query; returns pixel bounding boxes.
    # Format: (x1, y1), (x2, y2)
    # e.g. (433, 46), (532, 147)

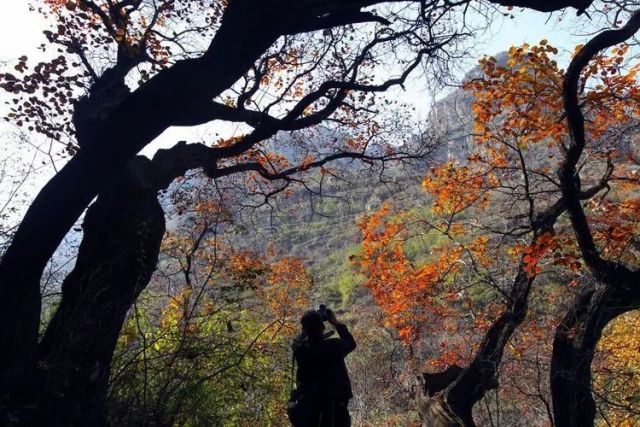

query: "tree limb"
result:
(560, 10), (640, 277)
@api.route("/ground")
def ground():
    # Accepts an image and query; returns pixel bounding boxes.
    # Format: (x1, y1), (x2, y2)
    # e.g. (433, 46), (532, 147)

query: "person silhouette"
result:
(289, 307), (356, 427)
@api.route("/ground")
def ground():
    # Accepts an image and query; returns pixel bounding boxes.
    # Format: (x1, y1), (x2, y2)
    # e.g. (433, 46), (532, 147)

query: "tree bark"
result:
(0, 148), (109, 405)
(551, 277), (640, 427)
(32, 157), (165, 426)
(0, 1), (280, 400)
(552, 11), (640, 427)
(417, 366), (466, 427)
(417, 271), (534, 427)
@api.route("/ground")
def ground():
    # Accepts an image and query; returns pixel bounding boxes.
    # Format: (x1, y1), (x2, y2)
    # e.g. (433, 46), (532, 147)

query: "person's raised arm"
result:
(327, 309), (356, 355)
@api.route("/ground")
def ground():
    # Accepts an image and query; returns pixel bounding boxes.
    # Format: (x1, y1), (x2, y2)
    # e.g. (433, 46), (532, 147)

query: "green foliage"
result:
(109, 291), (295, 426)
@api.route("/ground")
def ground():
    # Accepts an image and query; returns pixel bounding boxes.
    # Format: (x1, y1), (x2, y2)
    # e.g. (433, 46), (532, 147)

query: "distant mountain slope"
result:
(164, 54), (505, 302)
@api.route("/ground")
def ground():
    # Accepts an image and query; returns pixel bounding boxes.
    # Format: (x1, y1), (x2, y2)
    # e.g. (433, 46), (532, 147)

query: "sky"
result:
(0, 1), (605, 225)
(0, 2), (598, 144)
(0, 2), (592, 71)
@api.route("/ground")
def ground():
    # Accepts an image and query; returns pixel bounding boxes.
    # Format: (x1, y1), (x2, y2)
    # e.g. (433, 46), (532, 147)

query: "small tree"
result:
(109, 197), (312, 425)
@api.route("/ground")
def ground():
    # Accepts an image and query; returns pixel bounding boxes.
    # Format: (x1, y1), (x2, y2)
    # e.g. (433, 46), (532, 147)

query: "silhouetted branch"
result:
(560, 10), (640, 277)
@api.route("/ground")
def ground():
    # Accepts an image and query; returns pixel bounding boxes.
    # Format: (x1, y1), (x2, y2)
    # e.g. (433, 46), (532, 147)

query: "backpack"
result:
(287, 388), (316, 426)
(287, 343), (317, 426)
(287, 331), (336, 426)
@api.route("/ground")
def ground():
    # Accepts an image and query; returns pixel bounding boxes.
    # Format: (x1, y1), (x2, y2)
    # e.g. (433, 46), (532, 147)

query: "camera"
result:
(317, 304), (329, 321)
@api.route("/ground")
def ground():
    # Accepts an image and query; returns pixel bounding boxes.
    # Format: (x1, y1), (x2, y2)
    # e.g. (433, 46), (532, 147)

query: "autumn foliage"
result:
(356, 40), (640, 422)
(594, 311), (640, 426)
(111, 199), (312, 425)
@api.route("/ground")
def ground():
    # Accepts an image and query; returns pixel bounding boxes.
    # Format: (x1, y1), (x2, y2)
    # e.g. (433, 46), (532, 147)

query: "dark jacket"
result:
(293, 323), (356, 403)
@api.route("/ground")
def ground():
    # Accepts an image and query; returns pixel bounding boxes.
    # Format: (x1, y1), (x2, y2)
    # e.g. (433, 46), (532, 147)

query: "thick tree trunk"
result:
(0, 2), (280, 404)
(550, 279), (640, 427)
(417, 366), (466, 427)
(0, 148), (110, 406)
(417, 271), (534, 427)
(32, 157), (165, 426)
(552, 11), (640, 427)
(550, 290), (598, 427)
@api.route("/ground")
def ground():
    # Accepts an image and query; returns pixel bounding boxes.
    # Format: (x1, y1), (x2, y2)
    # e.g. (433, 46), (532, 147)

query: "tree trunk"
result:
(0, 149), (110, 405)
(416, 366), (466, 427)
(416, 271), (534, 427)
(33, 157), (165, 426)
(551, 278), (640, 427)
(0, 1), (280, 398)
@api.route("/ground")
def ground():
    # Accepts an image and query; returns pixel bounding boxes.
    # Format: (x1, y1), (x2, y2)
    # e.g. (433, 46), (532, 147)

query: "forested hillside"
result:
(236, 54), (500, 303)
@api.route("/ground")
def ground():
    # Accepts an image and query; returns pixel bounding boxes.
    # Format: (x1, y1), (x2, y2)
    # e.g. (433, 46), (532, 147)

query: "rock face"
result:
(429, 87), (474, 162)
(428, 51), (509, 162)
